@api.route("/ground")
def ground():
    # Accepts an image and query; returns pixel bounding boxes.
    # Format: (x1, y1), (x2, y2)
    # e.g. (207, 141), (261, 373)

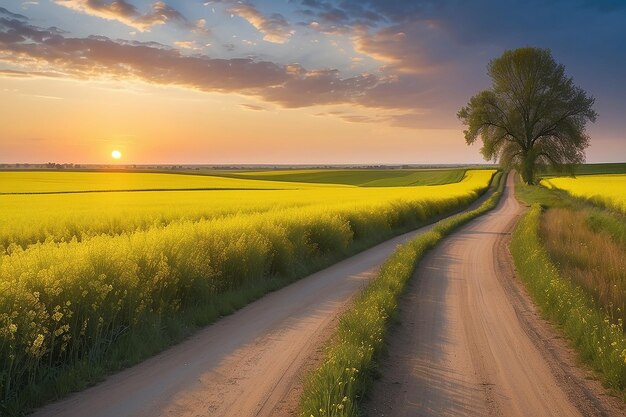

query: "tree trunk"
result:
(520, 153), (536, 185)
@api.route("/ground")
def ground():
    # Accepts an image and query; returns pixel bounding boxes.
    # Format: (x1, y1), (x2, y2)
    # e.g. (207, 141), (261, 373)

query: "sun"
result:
(111, 150), (122, 159)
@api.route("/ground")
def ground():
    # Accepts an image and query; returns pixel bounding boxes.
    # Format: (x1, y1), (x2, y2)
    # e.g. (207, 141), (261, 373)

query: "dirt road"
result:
(31, 190), (494, 417)
(363, 173), (625, 417)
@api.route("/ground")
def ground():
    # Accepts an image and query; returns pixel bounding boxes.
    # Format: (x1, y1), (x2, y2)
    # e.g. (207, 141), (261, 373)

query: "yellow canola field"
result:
(541, 174), (626, 214)
(1, 170), (491, 249)
(0, 169), (494, 404)
(0, 171), (335, 194)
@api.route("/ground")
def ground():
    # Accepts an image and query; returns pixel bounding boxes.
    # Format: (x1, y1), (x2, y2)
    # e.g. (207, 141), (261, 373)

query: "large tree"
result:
(458, 47), (597, 184)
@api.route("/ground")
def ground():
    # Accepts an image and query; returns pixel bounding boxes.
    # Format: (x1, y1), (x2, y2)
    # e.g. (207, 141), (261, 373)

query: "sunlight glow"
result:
(111, 150), (122, 159)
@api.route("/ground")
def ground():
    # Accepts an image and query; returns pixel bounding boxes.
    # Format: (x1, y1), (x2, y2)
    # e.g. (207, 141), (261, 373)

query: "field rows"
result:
(0, 170), (469, 250)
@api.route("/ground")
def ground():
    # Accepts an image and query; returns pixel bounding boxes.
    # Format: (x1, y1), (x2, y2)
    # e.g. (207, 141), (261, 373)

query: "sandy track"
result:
(363, 173), (625, 417)
(31, 190), (493, 417)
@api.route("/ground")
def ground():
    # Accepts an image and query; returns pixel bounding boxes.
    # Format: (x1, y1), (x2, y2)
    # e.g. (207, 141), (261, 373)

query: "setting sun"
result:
(111, 150), (122, 159)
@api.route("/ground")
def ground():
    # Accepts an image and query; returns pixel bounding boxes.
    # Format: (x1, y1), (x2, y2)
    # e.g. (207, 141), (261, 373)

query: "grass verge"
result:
(511, 204), (626, 392)
(540, 207), (626, 317)
(298, 171), (506, 417)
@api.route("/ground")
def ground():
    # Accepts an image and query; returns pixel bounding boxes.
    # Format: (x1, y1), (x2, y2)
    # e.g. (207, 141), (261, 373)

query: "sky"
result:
(0, 0), (625, 165)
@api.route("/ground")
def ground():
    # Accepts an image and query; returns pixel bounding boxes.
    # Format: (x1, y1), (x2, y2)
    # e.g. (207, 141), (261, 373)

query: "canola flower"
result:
(0, 169), (494, 411)
(2, 170), (486, 250)
(0, 171), (320, 194)
(541, 174), (626, 214)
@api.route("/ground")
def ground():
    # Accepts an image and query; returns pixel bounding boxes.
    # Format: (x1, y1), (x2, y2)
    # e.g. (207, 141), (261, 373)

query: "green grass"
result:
(210, 168), (467, 187)
(299, 171), (505, 417)
(511, 205), (626, 393)
(515, 175), (571, 207)
(586, 210), (626, 248)
(539, 162), (626, 176)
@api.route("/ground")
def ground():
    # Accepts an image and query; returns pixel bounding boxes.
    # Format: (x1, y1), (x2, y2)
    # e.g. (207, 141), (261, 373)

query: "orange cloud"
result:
(0, 8), (446, 128)
(352, 21), (445, 74)
(228, 3), (293, 44)
(174, 40), (204, 50)
(54, 0), (192, 32)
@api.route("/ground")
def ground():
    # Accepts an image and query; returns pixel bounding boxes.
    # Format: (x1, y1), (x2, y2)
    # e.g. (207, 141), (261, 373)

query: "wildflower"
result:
(31, 334), (45, 352)
(52, 311), (64, 322)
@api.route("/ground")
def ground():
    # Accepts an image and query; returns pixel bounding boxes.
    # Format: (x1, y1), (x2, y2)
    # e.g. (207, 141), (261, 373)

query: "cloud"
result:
(25, 94), (65, 100)
(193, 18), (210, 35)
(263, 66), (381, 107)
(297, 0), (383, 33)
(312, 107), (451, 129)
(54, 0), (189, 32)
(298, 0), (439, 26)
(174, 40), (201, 50)
(21, 1), (40, 9)
(240, 103), (268, 111)
(0, 6), (472, 128)
(228, 3), (293, 44)
(353, 20), (455, 73)
(0, 7), (27, 20)
(295, 1), (462, 74)
(0, 7), (451, 128)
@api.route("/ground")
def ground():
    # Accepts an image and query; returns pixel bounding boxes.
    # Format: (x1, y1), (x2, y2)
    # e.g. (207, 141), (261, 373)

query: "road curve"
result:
(362, 173), (625, 417)
(31, 187), (493, 417)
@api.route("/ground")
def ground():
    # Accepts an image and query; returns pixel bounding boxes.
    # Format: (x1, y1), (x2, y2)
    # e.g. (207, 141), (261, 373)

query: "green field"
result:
(539, 162), (626, 177)
(211, 168), (467, 187)
(0, 168), (495, 413)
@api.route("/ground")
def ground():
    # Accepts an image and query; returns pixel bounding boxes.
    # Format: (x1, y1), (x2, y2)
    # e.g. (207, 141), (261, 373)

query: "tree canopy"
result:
(458, 47), (597, 184)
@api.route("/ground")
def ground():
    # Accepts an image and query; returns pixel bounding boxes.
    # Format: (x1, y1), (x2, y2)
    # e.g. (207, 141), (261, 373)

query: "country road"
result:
(363, 173), (625, 417)
(30, 183), (493, 417)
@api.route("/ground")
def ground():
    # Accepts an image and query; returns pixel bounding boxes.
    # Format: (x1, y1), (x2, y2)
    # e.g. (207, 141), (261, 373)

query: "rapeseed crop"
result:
(541, 174), (626, 214)
(2, 170), (491, 250)
(0, 169), (493, 413)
